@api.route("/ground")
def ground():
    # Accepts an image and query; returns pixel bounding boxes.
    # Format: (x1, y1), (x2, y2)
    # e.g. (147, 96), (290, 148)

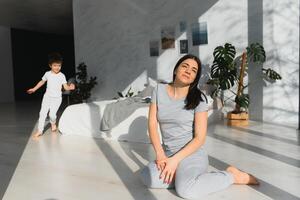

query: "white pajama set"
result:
(37, 71), (67, 133)
(140, 83), (234, 199)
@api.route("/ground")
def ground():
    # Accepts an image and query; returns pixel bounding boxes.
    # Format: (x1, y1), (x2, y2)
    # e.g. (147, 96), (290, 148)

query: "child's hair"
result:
(48, 52), (63, 65)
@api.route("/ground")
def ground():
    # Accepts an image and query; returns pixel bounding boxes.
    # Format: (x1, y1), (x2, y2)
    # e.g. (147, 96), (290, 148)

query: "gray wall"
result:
(248, 0), (263, 121)
(0, 26), (14, 103)
(0, 0), (73, 35)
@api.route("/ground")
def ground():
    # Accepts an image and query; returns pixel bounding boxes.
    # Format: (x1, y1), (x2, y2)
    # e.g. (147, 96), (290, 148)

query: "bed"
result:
(58, 97), (153, 142)
(58, 94), (222, 143)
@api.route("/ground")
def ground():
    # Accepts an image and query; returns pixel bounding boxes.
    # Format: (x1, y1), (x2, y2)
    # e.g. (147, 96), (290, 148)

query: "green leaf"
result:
(71, 62), (98, 103)
(213, 43), (236, 66)
(207, 78), (220, 87)
(210, 43), (238, 92)
(246, 43), (266, 63)
(262, 68), (282, 81)
(211, 89), (221, 99)
(235, 94), (249, 109)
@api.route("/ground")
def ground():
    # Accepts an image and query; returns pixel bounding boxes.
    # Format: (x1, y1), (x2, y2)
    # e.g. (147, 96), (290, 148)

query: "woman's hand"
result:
(155, 152), (168, 172)
(159, 156), (179, 184)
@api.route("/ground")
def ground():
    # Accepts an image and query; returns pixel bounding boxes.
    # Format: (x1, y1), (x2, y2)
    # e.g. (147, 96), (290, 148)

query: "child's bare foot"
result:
(226, 166), (259, 185)
(51, 123), (57, 132)
(33, 131), (42, 138)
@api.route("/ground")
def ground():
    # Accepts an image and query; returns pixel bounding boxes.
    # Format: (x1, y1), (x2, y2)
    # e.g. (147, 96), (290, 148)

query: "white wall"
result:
(73, 0), (299, 127)
(73, 0), (248, 100)
(263, 0), (299, 127)
(0, 26), (14, 103)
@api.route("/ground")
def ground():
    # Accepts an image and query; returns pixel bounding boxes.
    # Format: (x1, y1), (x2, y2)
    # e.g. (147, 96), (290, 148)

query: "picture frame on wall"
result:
(180, 40), (188, 54)
(161, 27), (175, 49)
(192, 22), (208, 45)
(149, 40), (159, 57)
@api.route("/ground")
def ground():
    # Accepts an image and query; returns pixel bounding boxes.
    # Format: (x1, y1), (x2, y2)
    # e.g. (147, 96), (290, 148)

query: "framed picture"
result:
(180, 40), (188, 54)
(179, 21), (187, 32)
(149, 40), (159, 57)
(161, 27), (175, 49)
(192, 22), (208, 45)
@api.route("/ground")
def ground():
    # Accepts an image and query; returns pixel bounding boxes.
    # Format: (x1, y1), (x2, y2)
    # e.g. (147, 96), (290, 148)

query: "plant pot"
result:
(227, 112), (249, 120)
(227, 111), (249, 126)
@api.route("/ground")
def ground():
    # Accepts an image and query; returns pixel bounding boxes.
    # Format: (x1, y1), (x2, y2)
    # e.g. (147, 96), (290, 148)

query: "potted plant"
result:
(207, 43), (282, 126)
(70, 62), (97, 104)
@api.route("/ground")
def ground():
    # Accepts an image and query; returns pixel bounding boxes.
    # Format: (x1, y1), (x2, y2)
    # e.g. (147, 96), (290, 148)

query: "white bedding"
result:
(58, 97), (222, 143)
(58, 100), (155, 143)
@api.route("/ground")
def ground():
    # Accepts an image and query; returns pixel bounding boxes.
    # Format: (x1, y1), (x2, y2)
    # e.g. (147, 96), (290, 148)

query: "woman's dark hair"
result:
(48, 52), (63, 65)
(172, 54), (207, 110)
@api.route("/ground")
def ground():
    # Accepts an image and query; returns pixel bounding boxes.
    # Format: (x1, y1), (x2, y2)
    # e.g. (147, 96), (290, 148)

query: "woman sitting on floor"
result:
(140, 54), (258, 199)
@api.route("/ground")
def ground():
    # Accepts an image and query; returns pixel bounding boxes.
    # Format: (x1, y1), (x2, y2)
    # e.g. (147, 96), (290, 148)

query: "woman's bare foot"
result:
(226, 166), (259, 185)
(51, 123), (57, 132)
(33, 131), (42, 138)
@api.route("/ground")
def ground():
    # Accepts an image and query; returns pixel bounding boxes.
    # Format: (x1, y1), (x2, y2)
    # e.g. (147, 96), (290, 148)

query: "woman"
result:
(140, 54), (258, 199)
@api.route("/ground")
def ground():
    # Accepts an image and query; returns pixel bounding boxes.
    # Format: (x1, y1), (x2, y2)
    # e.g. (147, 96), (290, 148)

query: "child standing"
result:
(27, 53), (75, 138)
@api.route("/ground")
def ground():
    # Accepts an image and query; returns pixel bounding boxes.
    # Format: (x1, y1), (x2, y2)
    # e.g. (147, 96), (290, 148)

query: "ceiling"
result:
(0, 0), (73, 35)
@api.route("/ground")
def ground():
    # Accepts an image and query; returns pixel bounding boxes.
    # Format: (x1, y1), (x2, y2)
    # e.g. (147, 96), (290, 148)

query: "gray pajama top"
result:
(151, 83), (208, 154)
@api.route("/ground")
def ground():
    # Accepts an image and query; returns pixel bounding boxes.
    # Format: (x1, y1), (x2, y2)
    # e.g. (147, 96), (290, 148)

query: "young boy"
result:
(27, 53), (75, 138)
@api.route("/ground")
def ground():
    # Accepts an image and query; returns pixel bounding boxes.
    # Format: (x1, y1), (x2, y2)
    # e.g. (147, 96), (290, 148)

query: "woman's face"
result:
(174, 58), (199, 85)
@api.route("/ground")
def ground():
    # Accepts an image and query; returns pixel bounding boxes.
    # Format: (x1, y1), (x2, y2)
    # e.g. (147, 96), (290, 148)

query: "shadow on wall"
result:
(74, 0), (220, 101)
(258, 0), (298, 125)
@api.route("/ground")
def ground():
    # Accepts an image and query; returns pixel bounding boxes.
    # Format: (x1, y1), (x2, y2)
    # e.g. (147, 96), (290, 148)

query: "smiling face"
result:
(174, 58), (199, 85)
(49, 62), (62, 74)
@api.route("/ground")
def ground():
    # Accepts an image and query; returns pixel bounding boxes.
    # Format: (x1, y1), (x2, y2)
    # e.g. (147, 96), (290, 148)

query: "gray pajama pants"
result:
(140, 148), (234, 199)
(37, 94), (62, 132)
